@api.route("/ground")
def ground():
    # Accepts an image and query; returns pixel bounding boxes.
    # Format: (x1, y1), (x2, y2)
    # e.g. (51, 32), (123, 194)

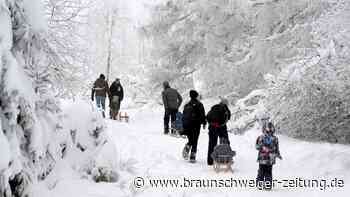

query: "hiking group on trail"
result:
(90, 76), (282, 190)
(161, 81), (282, 190)
(91, 74), (124, 119)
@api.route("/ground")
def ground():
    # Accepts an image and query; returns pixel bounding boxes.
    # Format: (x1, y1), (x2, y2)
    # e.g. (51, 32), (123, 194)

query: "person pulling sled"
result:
(161, 81), (183, 135)
(109, 78), (124, 120)
(206, 98), (231, 166)
(182, 90), (206, 163)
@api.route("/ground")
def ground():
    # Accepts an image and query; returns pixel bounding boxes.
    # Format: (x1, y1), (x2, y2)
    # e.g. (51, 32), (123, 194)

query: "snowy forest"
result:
(0, 0), (350, 197)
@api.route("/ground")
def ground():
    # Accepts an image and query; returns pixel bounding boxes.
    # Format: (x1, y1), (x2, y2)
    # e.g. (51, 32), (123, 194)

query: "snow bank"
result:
(52, 99), (133, 182)
(27, 99), (137, 196)
(26, 99), (118, 194)
(61, 99), (105, 150)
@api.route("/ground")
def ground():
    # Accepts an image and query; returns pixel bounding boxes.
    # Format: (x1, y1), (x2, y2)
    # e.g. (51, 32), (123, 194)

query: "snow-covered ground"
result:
(30, 106), (350, 197)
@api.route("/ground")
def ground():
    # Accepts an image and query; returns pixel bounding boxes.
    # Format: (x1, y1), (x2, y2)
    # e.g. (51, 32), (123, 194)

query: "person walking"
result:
(206, 98), (231, 166)
(162, 81), (183, 134)
(91, 74), (109, 118)
(256, 122), (282, 190)
(182, 90), (206, 163)
(109, 78), (124, 120)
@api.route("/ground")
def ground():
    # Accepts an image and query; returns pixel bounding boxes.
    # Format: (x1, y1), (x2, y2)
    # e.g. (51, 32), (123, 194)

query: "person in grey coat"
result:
(162, 81), (183, 134)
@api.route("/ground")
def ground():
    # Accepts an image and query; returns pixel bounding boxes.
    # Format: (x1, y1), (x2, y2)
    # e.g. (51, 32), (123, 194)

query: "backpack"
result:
(182, 102), (200, 128)
(207, 104), (227, 125)
(262, 135), (273, 146)
(260, 135), (274, 157)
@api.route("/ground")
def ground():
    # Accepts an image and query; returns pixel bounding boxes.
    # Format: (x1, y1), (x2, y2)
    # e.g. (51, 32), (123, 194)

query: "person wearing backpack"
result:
(256, 122), (282, 190)
(162, 81), (183, 134)
(206, 98), (231, 166)
(91, 74), (109, 118)
(182, 90), (206, 163)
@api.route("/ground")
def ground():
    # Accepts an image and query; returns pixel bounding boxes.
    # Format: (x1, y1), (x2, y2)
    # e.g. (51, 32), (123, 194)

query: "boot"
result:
(164, 127), (169, 135)
(171, 121), (176, 135)
(189, 152), (196, 163)
(182, 144), (191, 160)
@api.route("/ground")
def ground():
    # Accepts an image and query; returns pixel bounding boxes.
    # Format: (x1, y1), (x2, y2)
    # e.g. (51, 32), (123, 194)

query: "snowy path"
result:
(105, 108), (350, 197)
(36, 108), (350, 197)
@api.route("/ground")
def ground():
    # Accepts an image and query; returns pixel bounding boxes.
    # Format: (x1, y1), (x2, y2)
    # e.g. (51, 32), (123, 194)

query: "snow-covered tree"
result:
(144, 0), (328, 97)
(266, 0), (350, 143)
(0, 1), (106, 196)
(44, 0), (93, 98)
(0, 0), (58, 195)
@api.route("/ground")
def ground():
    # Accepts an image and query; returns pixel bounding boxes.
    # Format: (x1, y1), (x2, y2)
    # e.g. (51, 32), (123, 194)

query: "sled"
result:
(170, 128), (187, 138)
(117, 112), (129, 122)
(213, 155), (234, 173)
(170, 115), (186, 138)
(171, 112), (185, 137)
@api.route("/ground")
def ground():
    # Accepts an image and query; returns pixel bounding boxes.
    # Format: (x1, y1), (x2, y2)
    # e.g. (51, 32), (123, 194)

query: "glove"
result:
(91, 96), (94, 101)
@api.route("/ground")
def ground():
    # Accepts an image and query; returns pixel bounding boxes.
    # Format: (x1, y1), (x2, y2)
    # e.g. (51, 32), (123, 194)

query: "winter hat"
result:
(163, 81), (170, 88)
(263, 122), (275, 134)
(99, 74), (105, 79)
(267, 122), (275, 133)
(189, 90), (199, 99)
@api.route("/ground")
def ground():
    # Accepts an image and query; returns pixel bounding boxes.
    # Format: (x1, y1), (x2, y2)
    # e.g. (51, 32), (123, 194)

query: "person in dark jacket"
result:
(162, 81), (183, 134)
(91, 74), (109, 118)
(256, 122), (282, 190)
(206, 98), (231, 165)
(109, 78), (124, 120)
(182, 90), (206, 163)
